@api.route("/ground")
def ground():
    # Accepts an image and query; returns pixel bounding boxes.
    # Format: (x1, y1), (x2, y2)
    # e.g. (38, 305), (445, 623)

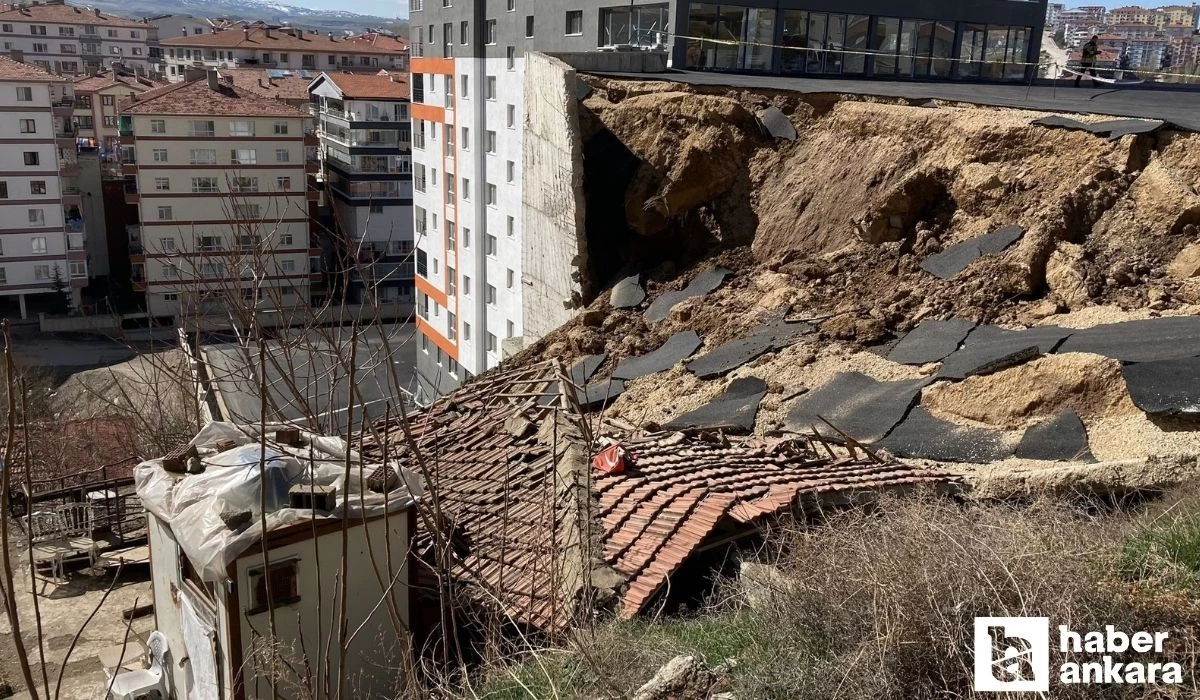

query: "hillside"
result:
(90, 0), (405, 33)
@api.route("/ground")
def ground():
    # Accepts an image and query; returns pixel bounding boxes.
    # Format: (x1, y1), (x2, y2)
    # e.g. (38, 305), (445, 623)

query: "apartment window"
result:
(236, 234), (258, 251)
(566, 10), (583, 35)
(231, 149), (256, 165)
(229, 120), (254, 137)
(32, 43), (47, 53)
(460, 177), (469, 200)
(28, 209), (44, 226)
(30, 181), (45, 195)
(462, 227), (471, 248)
(152, 149), (168, 162)
(231, 177), (258, 193)
(507, 46), (516, 69)
(154, 177), (170, 191)
(161, 263), (178, 278)
(460, 126), (470, 148)
(262, 53), (271, 63)
(507, 320), (515, 338)
(446, 221), (456, 249)
(275, 149), (290, 163)
(15, 86), (31, 101)
(130, 30), (140, 39)
(189, 149), (217, 165)
(447, 311), (457, 341)
(33, 265), (50, 281)
(188, 120), (215, 137)
(506, 161), (515, 183)
(1, 24), (10, 33)
(201, 262), (225, 278)
(281, 259), (296, 272)
(60, 44), (75, 54)
(486, 233), (498, 255)
(30, 236), (47, 254)
(273, 121), (289, 135)
(0, 267), (7, 284)
(157, 205), (173, 220)
(507, 104), (516, 128)
(507, 215), (515, 237)
(0, 183), (6, 198)
(447, 266), (456, 295)
(506, 268), (515, 289)
(248, 559), (301, 614)
(486, 332), (497, 352)
(235, 204), (261, 219)
(485, 19), (497, 45)
(462, 274), (471, 296)
(23, 152), (39, 166)
(161, 237), (176, 252)
(460, 74), (468, 98)
(19, 119), (35, 134)
(485, 183), (497, 206)
(525, 15), (535, 38)
(191, 176), (218, 193)
(370, 203), (383, 214)
(485, 130), (496, 154)
(506, 0), (514, 10)
(462, 321), (470, 341)
(460, 20), (468, 45)
(485, 75), (496, 100)
(276, 176), (291, 190)
(163, 293), (179, 302)
(58, 26), (74, 36)
(278, 53), (288, 63)
(103, 116), (116, 128)
(279, 233), (293, 246)
(485, 283), (497, 305)
(67, 232), (82, 250)
(101, 95), (115, 106)
(198, 235), (221, 251)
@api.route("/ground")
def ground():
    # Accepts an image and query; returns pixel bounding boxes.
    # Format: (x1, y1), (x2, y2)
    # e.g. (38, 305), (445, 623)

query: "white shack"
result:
(132, 423), (420, 700)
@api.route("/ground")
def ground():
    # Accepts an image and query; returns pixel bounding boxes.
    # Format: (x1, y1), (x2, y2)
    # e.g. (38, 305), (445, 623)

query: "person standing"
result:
(1076, 36), (1101, 87)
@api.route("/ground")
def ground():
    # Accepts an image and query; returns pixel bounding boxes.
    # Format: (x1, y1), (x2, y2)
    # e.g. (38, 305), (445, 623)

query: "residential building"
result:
(118, 71), (319, 323)
(71, 69), (161, 165)
(345, 30), (411, 71)
(160, 26), (407, 81)
(1155, 5), (1199, 30)
(408, 0), (1049, 401)
(1060, 6), (1107, 27)
(1106, 22), (1159, 40)
(1162, 23), (1197, 41)
(1170, 32), (1200, 68)
(0, 0), (152, 74)
(1107, 6), (1155, 26)
(309, 70), (414, 313)
(221, 67), (317, 113)
(1046, 3), (1065, 29)
(0, 54), (87, 318)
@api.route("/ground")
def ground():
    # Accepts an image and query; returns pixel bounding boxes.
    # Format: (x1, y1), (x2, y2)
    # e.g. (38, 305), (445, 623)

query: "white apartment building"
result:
(0, 0), (152, 75)
(160, 26), (407, 82)
(119, 71), (319, 323)
(0, 54), (86, 318)
(308, 71), (414, 312)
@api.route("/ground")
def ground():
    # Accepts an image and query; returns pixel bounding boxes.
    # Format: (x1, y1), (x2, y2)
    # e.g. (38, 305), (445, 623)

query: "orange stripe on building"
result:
(416, 315), (459, 362)
(415, 274), (448, 307)
(412, 102), (445, 123)
(412, 57), (455, 75)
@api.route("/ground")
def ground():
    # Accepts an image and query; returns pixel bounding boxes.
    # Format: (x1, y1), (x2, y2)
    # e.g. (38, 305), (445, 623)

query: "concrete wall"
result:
(520, 52), (586, 342)
(550, 50), (669, 73)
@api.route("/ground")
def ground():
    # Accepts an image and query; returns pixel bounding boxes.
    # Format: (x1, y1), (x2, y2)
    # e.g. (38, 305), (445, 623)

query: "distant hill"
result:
(86, 0), (406, 34)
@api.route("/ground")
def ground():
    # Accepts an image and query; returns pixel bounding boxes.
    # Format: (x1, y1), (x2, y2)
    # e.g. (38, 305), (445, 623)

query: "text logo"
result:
(974, 617), (1050, 692)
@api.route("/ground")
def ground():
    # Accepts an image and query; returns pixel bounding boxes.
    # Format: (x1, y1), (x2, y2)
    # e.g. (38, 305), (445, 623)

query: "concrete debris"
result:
(575, 77), (593, 101)
(877, 407), (1011, 464)
(785, 372), (930, 442)
(611, 274), (647, 308)
(664, 376), (768, 433)
(758, 106), (797, 141)
(1122, 357), (1200, 418)
(937, 325), (1072, 380)
(887, 318), (977, 365)
(920, 225), (1025, 279)
(1014, 409), (1096, 462)
(577, 377), (627, 410)
(632, 655), (718, 700)
(1045, 242), (1091, 309)
(645, 267), (732, 324)
(613, 331), (703, 380)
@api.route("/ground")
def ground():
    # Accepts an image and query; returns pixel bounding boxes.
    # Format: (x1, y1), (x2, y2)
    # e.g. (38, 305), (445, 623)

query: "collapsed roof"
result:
(357, 359), (955, 634)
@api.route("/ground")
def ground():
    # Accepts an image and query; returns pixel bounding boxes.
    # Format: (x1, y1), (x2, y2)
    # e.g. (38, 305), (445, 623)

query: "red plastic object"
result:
(592, 445), (627, 474)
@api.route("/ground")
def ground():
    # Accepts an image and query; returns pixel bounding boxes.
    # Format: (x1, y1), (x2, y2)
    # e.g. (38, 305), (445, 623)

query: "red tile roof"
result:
(357, 360), (957, 633)
(0, 54), (63, 82)
(0, 2), (146, 28)
(345, 32), (409, 51)
(72, 71), (163, 93)
(322, 70), (409, 99)
(222, 68), (312, 102)
(120, 75), (307, 117)
(162, 26), (402, 55)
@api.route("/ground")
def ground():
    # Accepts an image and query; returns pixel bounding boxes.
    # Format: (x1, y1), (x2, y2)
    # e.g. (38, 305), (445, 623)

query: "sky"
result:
(290, 0), (407, 19)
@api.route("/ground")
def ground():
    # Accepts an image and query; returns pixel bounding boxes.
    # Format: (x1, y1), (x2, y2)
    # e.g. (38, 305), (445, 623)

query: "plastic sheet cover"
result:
(135, 422), (422, 582)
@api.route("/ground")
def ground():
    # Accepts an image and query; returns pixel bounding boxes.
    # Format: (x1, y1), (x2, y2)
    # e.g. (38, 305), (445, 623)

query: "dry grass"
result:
(472, 493), (1200, 699)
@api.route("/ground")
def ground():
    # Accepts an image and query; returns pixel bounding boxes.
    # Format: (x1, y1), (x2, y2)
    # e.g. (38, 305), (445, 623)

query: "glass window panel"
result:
(714, 7), (745, 69)
(898, 19), (920, 77)
(958, 24), (987, 78)
(931, 21), (956, 77)
(872, 17), (900, 76)
(742, 9), (776, 71)
(806, 12), (827, 72)
(1006, 27), (1030, 80)
(984, 26), (1009, 80)
(825, 14), (847, 74)
(686, 3), (719, 69)
(780, 10), (808, 73)
(844, 15), (870, 74)
(915, 20), (935, 77)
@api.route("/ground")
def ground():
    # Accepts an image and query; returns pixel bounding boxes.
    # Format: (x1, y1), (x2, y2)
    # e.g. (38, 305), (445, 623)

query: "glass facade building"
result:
(679, 1), (1046, 81)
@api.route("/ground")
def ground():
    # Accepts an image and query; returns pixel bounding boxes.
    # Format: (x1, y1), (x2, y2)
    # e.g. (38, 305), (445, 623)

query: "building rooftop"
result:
(221, 67), (313, 102)
(161, 26), (402, 55)
(0, 53), (63, 82)
(73, 71), (164, 93)
(319, 70), (409, 100)
(0, 1), (146, 28)
(345, 31), (409, 52)
(120, 74), (308, 117)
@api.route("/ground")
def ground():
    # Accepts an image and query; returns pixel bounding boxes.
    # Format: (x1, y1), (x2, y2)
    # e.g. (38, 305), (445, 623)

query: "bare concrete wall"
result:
(520, 52), (588, 344)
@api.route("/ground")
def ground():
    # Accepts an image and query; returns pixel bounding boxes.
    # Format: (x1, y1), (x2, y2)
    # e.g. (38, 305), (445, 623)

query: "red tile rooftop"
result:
(162, 26), (403, 55)
(0, 54), (64, 82)
(0, 1), (146, 28)
(120, 75), (308, 117)
(322, 70), (410, 100)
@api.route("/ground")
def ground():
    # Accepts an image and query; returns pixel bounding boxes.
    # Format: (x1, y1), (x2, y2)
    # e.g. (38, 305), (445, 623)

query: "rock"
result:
(821, 315), (886, 344)
(632, 655), (717, 700)
(1177, 280), (1200, 304)
(1167, 244), (1200, 280)
(740, 561), (795, 610)
(1045, 243), (1090, 309)
(566, 326), (604, 354)
(580, 309), (606, 327)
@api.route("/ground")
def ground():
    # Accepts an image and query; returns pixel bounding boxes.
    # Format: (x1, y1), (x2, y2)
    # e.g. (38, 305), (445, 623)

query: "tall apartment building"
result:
(71, 70), (161, 164)
(0, 54), (86, 318)
(408, 0), (1048, 401)
(0, 0), (152, 75)
(309, 71), (414, 312)
(1106, 6), (1156, 26)
(119, 72), (319, 323)
(160, 27), (407, 82)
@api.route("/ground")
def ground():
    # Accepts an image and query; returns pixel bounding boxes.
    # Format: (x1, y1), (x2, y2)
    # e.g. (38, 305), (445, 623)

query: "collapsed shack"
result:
(356, 359), (958, 645)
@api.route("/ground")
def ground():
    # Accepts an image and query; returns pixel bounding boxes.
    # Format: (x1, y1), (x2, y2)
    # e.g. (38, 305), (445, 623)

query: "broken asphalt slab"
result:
(613, 331), (703, 380)
(664, 377), (768, 433)
(610, 274), (647, 309)
(644, 267), (732, 324)
(938, 325), (1072, 380)
(686, 318), (814, 379)
(876, 407), (1011, 463)
(920, 225), (1025, 279)
(1055, 316), (1200, 364)
(887, 318), (977, 365)
(1122, 357), (1200, 418)
(577, 377), (627, 410)
(784, 372), (931, 443)
(1030, 115), (1165, 141)
(1014, 409), (1096, 462)
(758, 106), (797, 141)
(539, 354), (608, 407)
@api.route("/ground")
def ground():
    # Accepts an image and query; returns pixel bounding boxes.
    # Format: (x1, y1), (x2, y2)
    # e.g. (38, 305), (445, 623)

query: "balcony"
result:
(124, 180), (139, 204)
(59, 157), (80, 175)
(62, 178), (82, 205)
(51, 99), (74, 116)
(131, 264), (146, 291)
(64, 208), (84, 233)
